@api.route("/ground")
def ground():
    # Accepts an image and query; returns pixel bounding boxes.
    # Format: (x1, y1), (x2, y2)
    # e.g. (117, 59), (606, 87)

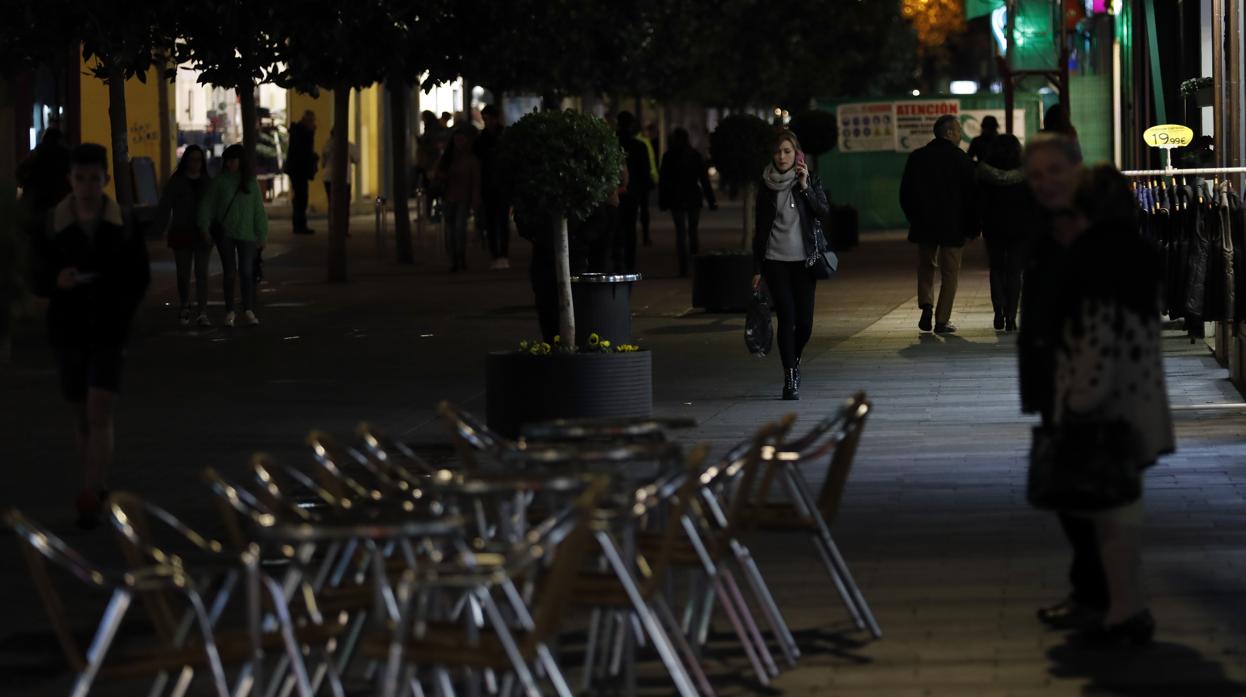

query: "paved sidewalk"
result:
(1, 204), (1244, 695)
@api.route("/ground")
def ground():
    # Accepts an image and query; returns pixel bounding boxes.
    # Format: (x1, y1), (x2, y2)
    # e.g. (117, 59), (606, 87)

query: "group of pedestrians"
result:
(157, 144), (270, 328)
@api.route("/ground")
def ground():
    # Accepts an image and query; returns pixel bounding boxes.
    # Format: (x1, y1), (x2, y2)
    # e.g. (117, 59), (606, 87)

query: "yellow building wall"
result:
(288, 89), (335, 214)
(287, 85), (382, 213)
(79, 57), (175, 199)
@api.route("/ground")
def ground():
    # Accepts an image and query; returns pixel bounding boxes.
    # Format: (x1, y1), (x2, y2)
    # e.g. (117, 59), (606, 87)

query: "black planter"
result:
(571, 273), (640, 346)
(485, 350), (653, 439)
(692, 252), (754, 313)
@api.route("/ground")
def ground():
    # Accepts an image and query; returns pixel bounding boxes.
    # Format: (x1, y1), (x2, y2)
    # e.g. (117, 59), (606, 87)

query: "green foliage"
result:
(500, 110), (624, 223)
(710, 114), (774, 188)
(78, 0), (177, 83)
(174, 1), (283, 91)
(789, 110), (839, 157)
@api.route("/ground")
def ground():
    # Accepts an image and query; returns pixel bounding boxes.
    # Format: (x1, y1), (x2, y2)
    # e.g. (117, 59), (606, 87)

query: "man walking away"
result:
(967, 115), (999, 163)
(900, 114), (978, 334)
(474, 105), (511, 269)
(285, 110), (318, 235)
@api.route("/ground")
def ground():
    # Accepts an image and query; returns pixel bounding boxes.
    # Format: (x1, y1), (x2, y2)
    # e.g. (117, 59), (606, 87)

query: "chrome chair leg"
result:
(70, 590), (131, 697)
(711, 574), (771, 685)
(730, 540), (800, 666)
(654, 595), (717, 696)
(595, 531), (700, 697)
(581, 608), (602, 692)
(719, 568), (779, 678)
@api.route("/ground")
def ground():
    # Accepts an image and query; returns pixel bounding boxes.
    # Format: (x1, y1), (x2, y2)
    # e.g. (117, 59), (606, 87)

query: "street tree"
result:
(174, 1), (284, 174)
(77, 0), (177, 216)
(709, 113), (774, 247)
(275, 0), (397, 283)
(789, 110), (839, 173)
(500, 110), (624, 347)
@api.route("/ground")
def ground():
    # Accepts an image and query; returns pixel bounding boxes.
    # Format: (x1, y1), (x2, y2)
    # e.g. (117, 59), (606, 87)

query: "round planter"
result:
(571, 273), (641, 346)
(486, 350), (653, 440)
(692, 251), (754, 313)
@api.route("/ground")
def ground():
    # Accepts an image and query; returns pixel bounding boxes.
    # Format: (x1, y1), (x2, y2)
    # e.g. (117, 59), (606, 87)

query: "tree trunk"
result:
(740, 180), (756, 249)
(156, 54), (172, 183)
(0, 76), (17, 360)
(388, 78), (413, 264)
(328, 85), (351, 282)
(461, 76), (472, 119)
(555, 216), (575, 349)
(106, 66), (133, 216)
(238, 80), (259, 177)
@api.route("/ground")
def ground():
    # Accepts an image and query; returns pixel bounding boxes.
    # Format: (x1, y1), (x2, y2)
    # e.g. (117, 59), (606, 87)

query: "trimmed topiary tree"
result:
(709, 114), (773, 247)
(501, 109), (624, 348)
(789, 109), (838, 173)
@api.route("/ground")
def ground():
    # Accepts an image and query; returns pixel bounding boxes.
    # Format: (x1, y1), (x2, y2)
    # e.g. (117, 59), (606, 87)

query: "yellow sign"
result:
(1143, 124), (1194, 149)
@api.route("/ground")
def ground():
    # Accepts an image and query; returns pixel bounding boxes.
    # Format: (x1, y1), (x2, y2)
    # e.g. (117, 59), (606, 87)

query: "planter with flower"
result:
(486, 110), (651, 438)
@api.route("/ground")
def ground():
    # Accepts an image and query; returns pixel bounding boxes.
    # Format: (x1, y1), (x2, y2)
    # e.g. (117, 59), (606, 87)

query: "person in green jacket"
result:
(198, 144), (269, 327)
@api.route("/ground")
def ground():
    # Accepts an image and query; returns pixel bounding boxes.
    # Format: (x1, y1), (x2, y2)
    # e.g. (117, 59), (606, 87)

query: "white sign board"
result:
(838, 102), (895, 152)
(894, 100), (961, 152)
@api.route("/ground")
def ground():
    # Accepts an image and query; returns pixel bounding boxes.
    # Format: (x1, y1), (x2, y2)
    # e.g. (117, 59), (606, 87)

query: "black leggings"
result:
(763, 260), (816, 370)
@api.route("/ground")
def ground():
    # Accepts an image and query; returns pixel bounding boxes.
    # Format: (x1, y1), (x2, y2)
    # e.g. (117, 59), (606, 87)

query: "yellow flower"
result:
(601, 340), (611, 349)
(519, 340), (530, 351)
(540, 342), (552, 354)
(529, 346), (540, 355)
(553, 335), (561, 344)
(587, 333), (601, 347)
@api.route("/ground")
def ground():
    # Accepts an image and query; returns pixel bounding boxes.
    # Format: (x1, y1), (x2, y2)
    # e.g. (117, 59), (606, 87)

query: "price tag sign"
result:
(1143, 124), (1194, 149)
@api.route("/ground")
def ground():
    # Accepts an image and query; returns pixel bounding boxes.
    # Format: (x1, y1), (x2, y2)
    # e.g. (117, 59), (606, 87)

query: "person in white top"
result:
(321, 129), (360, 231)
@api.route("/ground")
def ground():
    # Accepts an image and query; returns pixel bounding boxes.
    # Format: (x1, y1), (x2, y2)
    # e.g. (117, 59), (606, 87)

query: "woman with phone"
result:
(752, 130), (831, 400)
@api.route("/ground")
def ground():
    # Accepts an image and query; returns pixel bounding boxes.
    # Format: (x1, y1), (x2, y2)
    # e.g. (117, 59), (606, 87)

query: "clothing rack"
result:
(1121, 166), (1246, 177)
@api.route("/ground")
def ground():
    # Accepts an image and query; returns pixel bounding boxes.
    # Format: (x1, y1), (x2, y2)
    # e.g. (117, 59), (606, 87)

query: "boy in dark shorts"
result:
(30, 143), (150, 528)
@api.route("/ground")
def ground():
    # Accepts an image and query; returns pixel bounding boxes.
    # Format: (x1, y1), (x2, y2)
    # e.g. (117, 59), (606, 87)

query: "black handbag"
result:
(1027, 419), (1143, 512)
(807, 218), (839, 280)
(745, 291), (774, 356)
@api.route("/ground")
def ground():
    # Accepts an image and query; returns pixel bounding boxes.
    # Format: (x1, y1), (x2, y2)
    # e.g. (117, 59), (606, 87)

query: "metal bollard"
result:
(374, 196), (388, 257)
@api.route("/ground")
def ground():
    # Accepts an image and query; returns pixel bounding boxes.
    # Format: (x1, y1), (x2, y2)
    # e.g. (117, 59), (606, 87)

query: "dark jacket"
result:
(900, 137), (978, 247)
(658, 147), (716, 211)
(17, 140), (71, 216)
(473, 125), (506, 202)
(619, 133), (653, 197)
(30, 196), (151, 348)
(753, 173), (831, 274)
(285, 121), (317, 179)
(1018, 222), (1065, 420)
(977, 163), (1040, 241)
(967, 133), (996, 163)
(154, 172), (211, 249)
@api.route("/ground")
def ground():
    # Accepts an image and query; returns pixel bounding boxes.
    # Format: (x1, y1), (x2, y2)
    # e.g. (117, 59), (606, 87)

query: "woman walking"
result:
(1024, 152), (1174, 646)
(436, 127), (482, 272)
(977, 134), (1039, 331)
(751, 130), (831, 400)
(659, 127), (717, 277)
(197, 144), (268, 327)
(154, 145), (212, 327)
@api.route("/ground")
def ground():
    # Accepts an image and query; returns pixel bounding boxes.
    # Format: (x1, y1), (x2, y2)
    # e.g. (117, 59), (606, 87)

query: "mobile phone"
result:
(795, 152), (807, 168)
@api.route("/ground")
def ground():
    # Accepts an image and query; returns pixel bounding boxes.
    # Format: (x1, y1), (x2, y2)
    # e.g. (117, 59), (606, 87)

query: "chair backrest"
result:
(816, 392), (871, 525)
(437, 401), (514, 470)
(4, 509), (122, 672)
(523, 478), (609, 653)
(108, 492), (212, 642)
(202, 466), (280, 550)
(637, 445), (710, 598)
(696, 417), (795, 551)
(307, 431), (385, 503)
(355, 423), (438, 485)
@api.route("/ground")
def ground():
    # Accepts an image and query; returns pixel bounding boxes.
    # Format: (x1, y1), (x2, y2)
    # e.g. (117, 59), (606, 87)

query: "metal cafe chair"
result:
(5, 509), (233, 697)
(745, 392), (883, 639)
(673, 414), (803, 671)
(435, 402), (707, 697)
(106, 491), (345, 697)
(361, 478), (610, 697)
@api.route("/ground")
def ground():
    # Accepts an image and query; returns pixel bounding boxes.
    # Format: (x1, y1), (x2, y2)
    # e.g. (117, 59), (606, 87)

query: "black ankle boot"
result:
(793, 358), (802, 390)
(782, 369), (799, 401)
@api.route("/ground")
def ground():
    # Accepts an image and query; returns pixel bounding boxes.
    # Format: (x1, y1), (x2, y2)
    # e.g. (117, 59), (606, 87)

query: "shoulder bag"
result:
(1026, 415), (1143, 512)
(209, 188), (241, 243)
